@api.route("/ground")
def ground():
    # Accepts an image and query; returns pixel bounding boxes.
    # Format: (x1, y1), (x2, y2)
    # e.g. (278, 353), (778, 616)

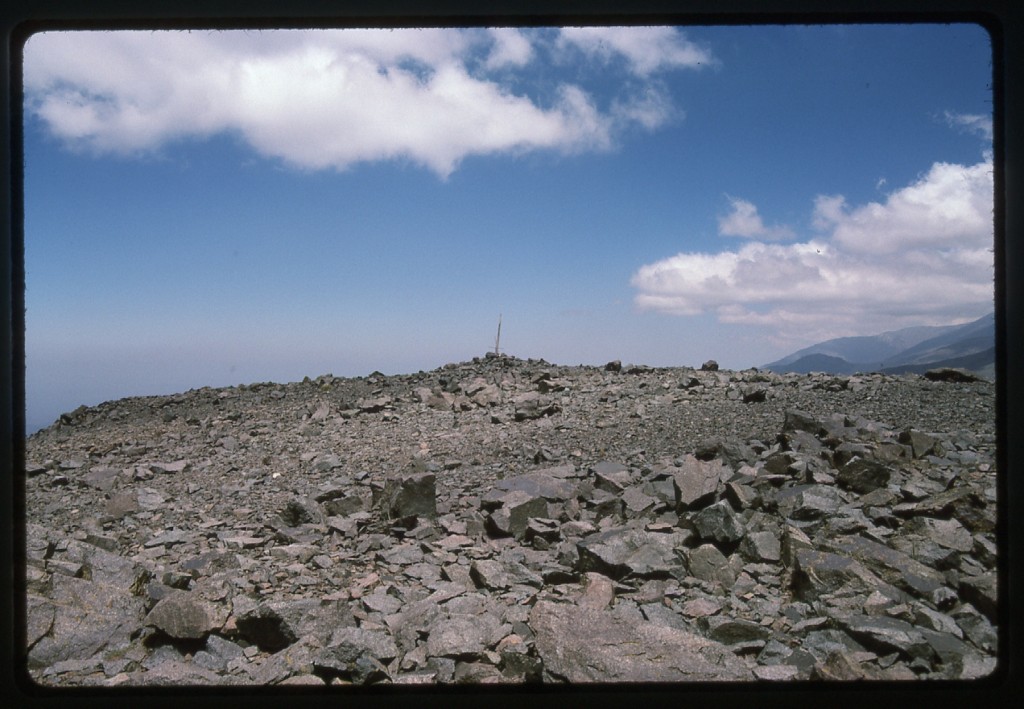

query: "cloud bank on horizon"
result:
(23, 27), (993, 355)
(631, 149), (994, 345)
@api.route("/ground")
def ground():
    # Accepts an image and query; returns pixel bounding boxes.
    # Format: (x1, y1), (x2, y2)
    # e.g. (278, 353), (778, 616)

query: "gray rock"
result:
(793, 549), (892, 602)
(524, 517), (561, 543)
(577, 572), (616, 610)
(740, 530), (782, 562)
(924, 367), (982, 382)
(193, 634), (245, 672)
(686, 544), (736, 588)
(695, 438), (759, 470)
(700, 615), (772, 644)
(484, 489), (550, 539)
(583, 487), (624, 521)
(82, 467), (121, 492)
(63, 540), (151, 592)
(23, 355), (997, 686)
(825, 535), (948, 597)
(278, 496), (324, 526)
(470, 558), (544, 590)
(425, 612), (509, 658)
(576, 527), (685, 580)
(782, 409), (828, 436)
(905, 517), (975, 554)
(838, 615), (936, 662)
(529, 601), (751, 682)
(326, 626), (399, 663)
(670, 454), (725, 509)
(314, 642), (391, 685)
(639, 602), (689, 630)
(512, 392), (559, 421)
(691, 499), (746, 543)
(958, 571), (997, 622)
(235, 598), (355, 652)
(775, 484), (846, 520)
(484, 468), (577, 502)
(898, 485), (992, 533)
(621, 485), (659, 515)
(382, 471), (437, 521)
(899, 429), (941, 458)
(836, 458), (891, 494)
(145, 591), (221, 640)
(130, 658), (235, 685)
(27, 575), (147, 668)
(591, 460), (632, 493)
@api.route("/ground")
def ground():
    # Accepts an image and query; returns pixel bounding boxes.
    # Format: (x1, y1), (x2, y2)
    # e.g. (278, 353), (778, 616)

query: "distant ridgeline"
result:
(761, 312), (995, 380)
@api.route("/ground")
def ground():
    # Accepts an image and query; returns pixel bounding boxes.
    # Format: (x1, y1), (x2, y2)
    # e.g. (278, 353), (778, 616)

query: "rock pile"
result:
(22, 355), (998, 685)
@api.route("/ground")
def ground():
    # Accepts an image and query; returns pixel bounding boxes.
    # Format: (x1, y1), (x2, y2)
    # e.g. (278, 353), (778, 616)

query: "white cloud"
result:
(718, 196), (795, 240)
(631, 156), (994, 343)
(944, 110), (993, 142)
(484, 28), (533, 69)
(814, 159), (994, 254)
(557, 26), (713, 75)
(23, 27), (703, 177)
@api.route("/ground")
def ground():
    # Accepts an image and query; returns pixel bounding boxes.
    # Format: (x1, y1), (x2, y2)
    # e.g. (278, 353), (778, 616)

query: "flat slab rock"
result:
(529, 601), (753, 682)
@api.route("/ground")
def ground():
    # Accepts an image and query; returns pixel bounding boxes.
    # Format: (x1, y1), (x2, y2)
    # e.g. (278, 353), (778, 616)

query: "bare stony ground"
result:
(21, 354), (998, 686)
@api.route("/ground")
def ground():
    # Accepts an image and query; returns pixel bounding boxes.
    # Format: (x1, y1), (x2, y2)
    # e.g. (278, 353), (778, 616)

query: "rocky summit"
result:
(22, 354), (998, 686)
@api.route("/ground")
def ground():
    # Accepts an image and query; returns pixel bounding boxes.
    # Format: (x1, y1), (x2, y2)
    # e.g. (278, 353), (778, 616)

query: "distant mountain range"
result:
(761, 312), (995, 380)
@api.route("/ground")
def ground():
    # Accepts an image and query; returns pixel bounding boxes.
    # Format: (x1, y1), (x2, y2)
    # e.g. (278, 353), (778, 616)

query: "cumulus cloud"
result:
(631, 155), (994, 342)
(23, 27), (707, 177)
(718, 196), (795, 240)
(557, 26), (713, 75)
(484, 28), (534, 69)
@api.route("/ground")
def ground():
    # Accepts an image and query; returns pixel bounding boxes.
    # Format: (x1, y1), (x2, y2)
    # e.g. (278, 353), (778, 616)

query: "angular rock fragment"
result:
(825, 535), (948, 597)
(235, 599), (355, 652)
(670, 454), (725, 509)
(381, 471), (437, 522)
(278, 496), (324, 526)
(838, 615), (936, 662)
(700, 615), (772, 645)
(470, 558), (544, 590)
(958, 571), (997, 623)
(529, 601), (752, 682)
(691, 499), (746, 543)
(576, 527), (686, 580)
(425, 612), (509, 659)
(27, 575), (147, 668)
(512, 392), (559, 421)
(740, 530), (782, 562)
(145, 591), (221, 640)
(836, 458), (890, 494)
(686, 544), (736, 588)
(483, 489), (549, 539)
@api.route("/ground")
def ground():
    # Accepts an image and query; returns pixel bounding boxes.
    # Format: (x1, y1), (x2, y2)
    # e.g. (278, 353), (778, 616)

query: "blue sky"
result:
(22, 24), (995, 433)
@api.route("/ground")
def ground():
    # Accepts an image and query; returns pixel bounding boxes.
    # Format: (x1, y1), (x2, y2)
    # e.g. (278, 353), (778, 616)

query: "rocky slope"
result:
(21, 354), (999, 686)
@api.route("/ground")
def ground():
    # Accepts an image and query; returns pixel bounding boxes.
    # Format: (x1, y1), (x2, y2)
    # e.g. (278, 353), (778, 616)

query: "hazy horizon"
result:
(22, 25), (995, 434)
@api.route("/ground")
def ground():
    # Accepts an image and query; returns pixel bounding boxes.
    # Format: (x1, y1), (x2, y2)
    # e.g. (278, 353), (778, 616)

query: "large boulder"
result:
(576, 527), (687, 580)
(529, 601), (752, 682)
(27, 575), (147, 668)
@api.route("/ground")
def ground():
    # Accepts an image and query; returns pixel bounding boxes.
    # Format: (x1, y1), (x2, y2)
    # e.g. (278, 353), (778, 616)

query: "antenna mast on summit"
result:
(494, 314), (502, 356)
